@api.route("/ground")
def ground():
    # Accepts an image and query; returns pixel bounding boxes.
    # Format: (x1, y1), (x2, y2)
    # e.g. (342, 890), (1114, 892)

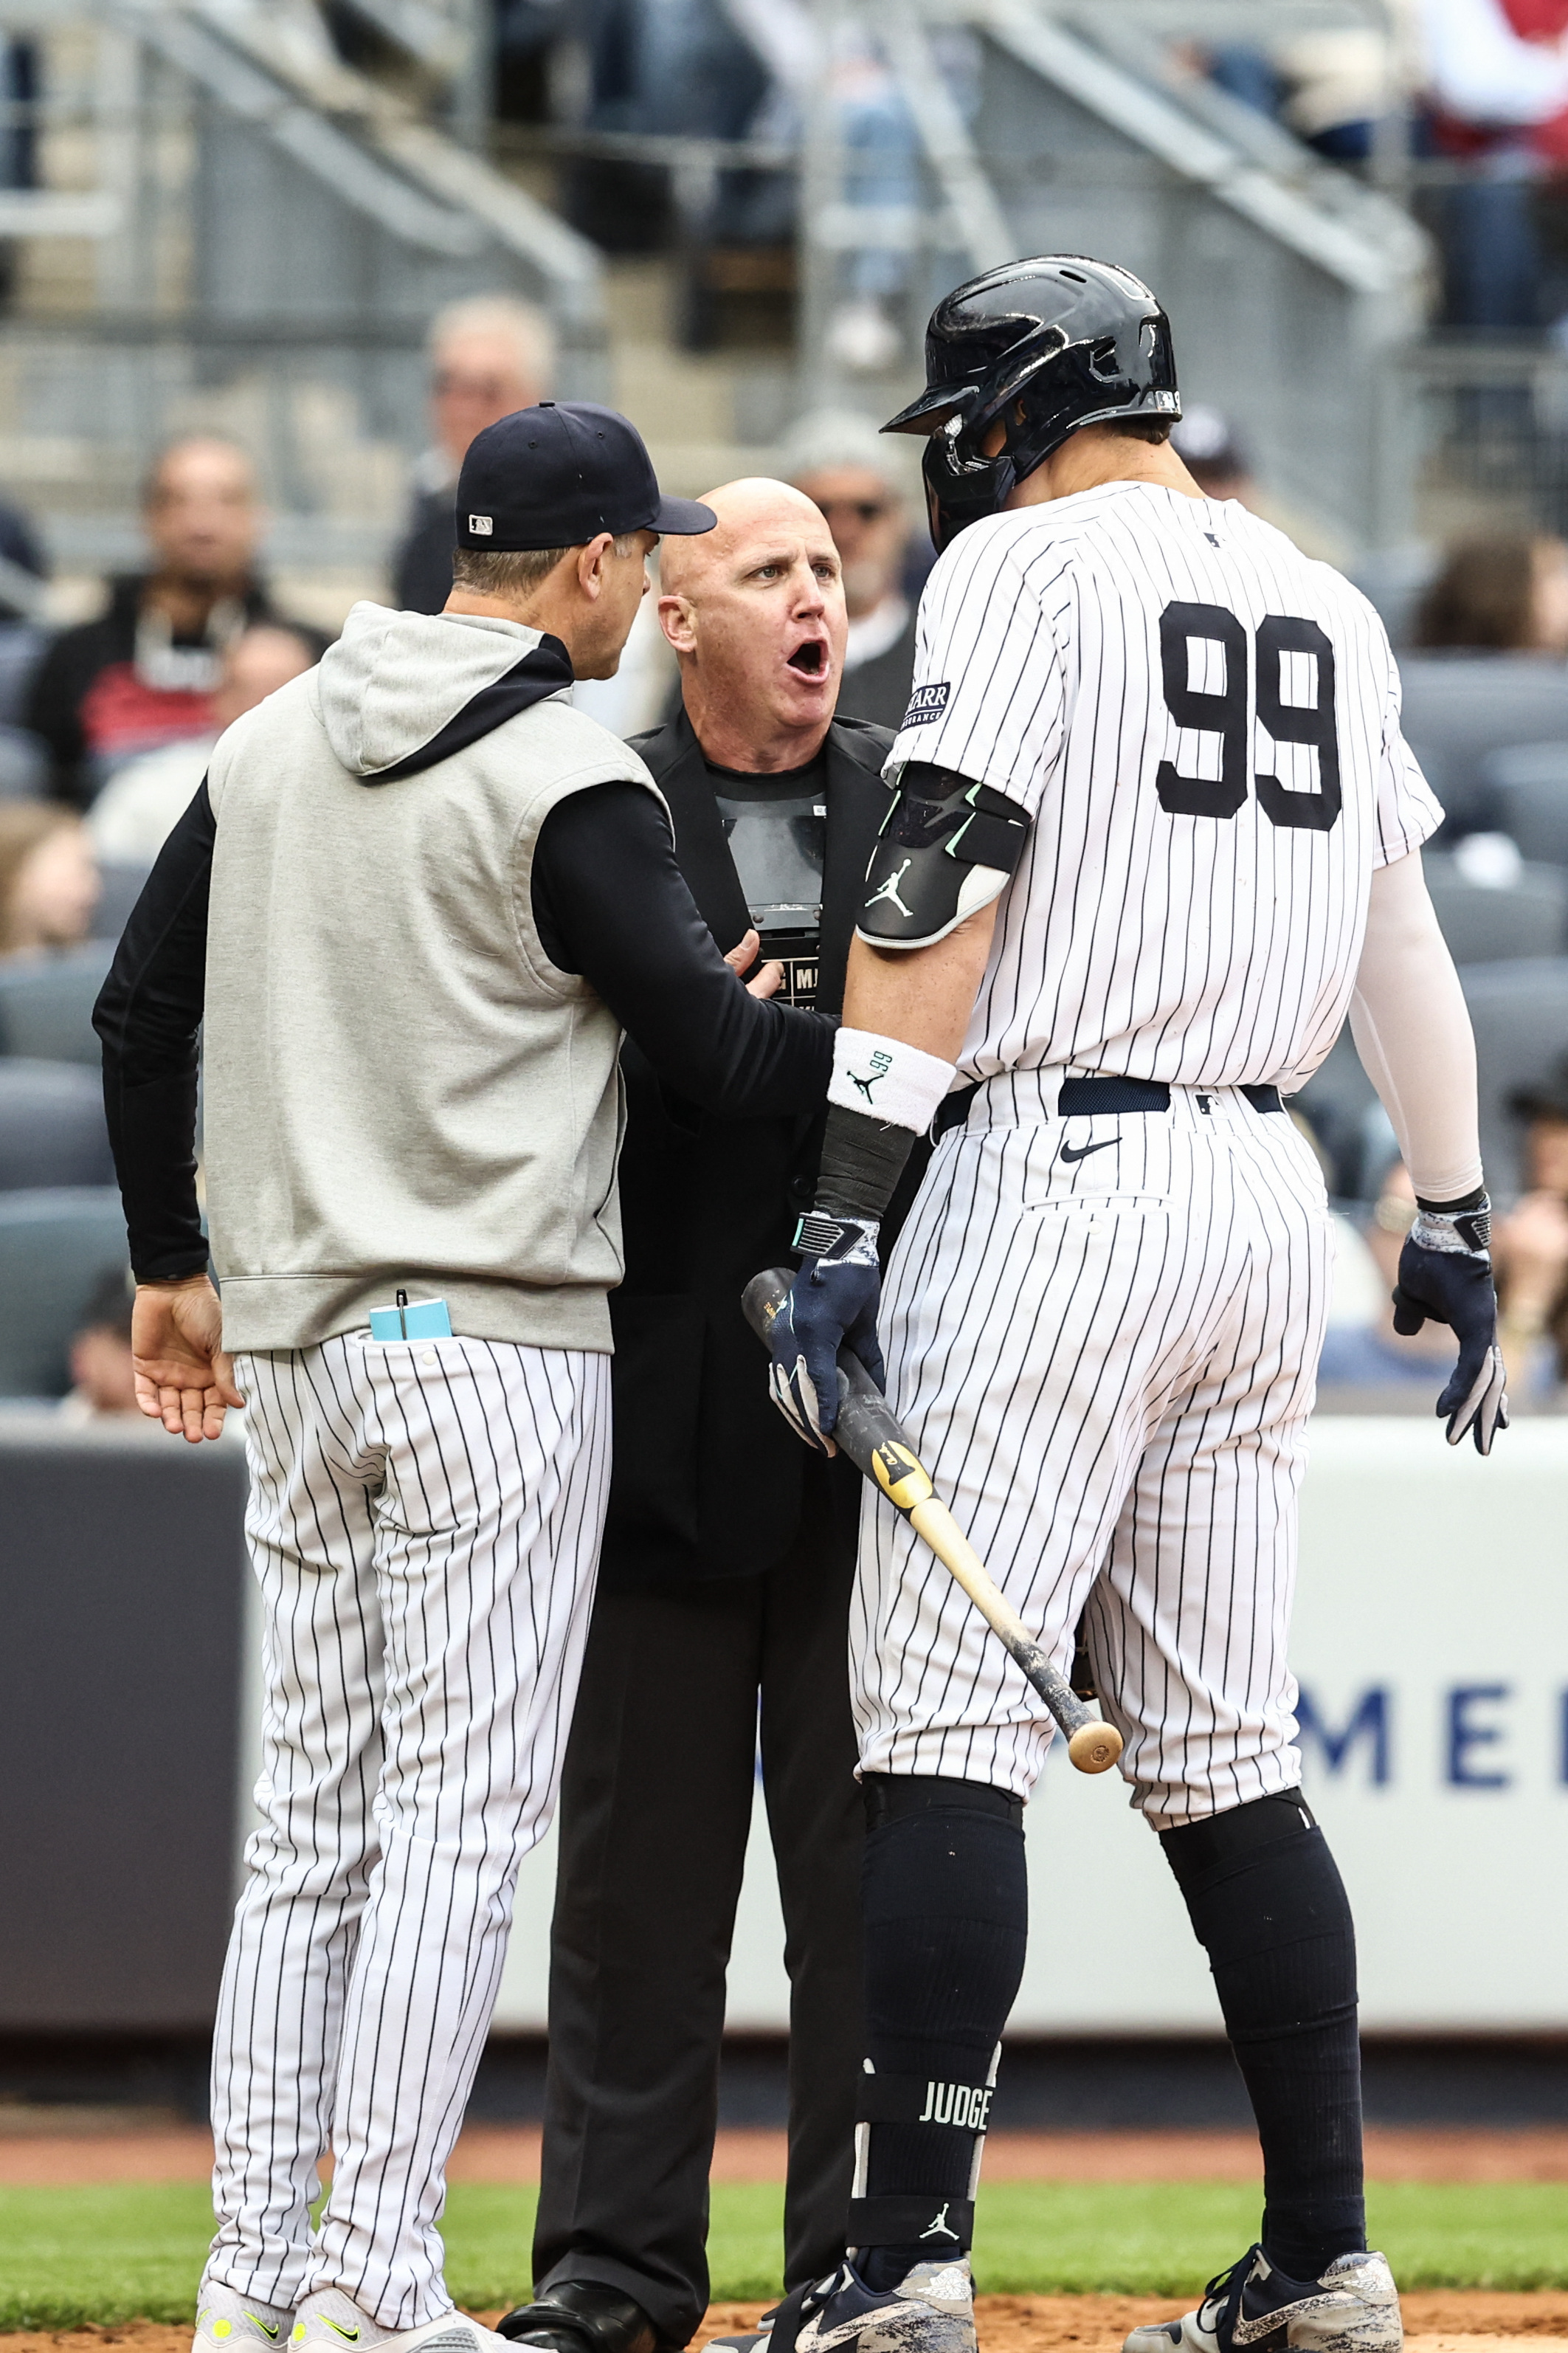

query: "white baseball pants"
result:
(854, 1074), (1332, 1825)
(205, 1332), (611, 2327)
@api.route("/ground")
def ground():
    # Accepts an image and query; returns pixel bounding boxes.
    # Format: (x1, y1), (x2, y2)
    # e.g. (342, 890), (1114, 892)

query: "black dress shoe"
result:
(497, 2281), (659, 2353)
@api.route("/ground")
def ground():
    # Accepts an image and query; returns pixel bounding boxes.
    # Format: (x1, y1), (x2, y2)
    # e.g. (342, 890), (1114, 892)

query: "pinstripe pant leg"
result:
(306, 1337), (611, 2327)
(206, 1341), (387, 2310)
(850, 1104), (1330, 1813)
(1087, 1120), (1333, 1826)
(849, 1122), (1218, 1797)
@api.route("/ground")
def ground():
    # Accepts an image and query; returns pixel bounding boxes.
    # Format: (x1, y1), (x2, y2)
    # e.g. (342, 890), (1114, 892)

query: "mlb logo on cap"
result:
(469, 514), (494, 535)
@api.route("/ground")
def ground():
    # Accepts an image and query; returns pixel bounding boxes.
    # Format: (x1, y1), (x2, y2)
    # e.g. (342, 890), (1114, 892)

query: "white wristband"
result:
(828, 1027), (958, 1134)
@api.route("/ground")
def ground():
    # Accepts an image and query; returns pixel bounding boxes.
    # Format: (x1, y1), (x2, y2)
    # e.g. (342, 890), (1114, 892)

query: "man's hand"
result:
(724, 926), (784, 1000)
(766, 1216), (885, 1453)
(132, 1273), (244, 1443)
(1392, 1200), (1507, 1453)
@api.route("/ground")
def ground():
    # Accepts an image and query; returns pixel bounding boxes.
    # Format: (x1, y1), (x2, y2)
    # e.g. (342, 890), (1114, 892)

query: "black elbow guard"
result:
(857, 762), (1031, 949)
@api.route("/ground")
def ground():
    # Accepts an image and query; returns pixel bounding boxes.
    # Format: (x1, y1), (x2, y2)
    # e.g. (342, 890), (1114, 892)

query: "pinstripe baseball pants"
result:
(204, 1333), (612, 2328)
(854, 1073), (1332, 1825)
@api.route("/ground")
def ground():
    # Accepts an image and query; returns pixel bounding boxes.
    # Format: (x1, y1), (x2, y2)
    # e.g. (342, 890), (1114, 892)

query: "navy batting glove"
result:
(1391, 1193), (1508, 1455)
(766, 1213), (885, 1451)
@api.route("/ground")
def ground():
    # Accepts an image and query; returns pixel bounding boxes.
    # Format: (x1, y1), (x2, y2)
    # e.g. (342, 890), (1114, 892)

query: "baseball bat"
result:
(742, 1269), (1123, 1776)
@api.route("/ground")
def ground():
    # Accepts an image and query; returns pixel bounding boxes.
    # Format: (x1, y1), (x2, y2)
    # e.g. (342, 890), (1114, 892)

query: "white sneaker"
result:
(291, 2289), (514, 2353)
(194, 2283), (294, 2353)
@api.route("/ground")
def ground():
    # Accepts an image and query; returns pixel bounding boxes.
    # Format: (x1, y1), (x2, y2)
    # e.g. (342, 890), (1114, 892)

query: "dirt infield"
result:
(7, 2123), (1568, 2186)
(4, 2297), (1568, 2353)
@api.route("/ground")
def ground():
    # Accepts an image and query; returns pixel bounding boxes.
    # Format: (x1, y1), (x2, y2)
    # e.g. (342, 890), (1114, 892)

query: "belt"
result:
(933, 1075), (1285, 1139)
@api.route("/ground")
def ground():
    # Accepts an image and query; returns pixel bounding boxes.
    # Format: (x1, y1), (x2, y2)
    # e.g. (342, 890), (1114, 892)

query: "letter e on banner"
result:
(1446, 1684), (1513, 1788)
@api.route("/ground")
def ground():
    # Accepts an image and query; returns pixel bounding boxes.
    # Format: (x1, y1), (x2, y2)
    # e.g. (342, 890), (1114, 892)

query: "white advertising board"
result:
(434, 1419), (1568, 2031)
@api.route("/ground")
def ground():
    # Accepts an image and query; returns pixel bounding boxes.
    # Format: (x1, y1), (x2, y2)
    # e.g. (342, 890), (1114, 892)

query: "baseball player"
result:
(92, 405), (833, 2353)
(761, 259), (1505, 2353)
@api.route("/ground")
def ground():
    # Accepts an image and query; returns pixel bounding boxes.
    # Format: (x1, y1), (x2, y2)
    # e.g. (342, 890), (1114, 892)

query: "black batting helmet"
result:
(883, 255), (1180, 553)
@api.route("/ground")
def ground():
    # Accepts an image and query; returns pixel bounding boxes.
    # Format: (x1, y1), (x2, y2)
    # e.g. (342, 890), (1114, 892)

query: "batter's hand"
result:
(766, 1217), (885, 1451)
(133, 1273), (245, 1443)
(1392, 1219), (1507, 1454)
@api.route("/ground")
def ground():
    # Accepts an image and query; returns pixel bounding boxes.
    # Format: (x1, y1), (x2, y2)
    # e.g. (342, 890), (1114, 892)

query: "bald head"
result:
(660, 478), (830, 598)
(657, 478), (847, 772)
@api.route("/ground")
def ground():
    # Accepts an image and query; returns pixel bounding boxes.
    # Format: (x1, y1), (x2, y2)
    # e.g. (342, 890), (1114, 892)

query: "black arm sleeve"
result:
(532, 779), (832, 1117)
(92, 782), (214, 1281)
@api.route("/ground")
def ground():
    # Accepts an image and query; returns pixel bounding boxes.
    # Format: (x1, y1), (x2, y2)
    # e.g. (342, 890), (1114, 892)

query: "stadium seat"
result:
(1460, 957), (1568, 1201)
(0, 1188), (129, 1396)
(1398, 656), (1568, 836)
(92, 859), (151, 947)
(0, 1060), (113, 1188)
(1482, 742), (1568, 867)
(0, 941), (113, 1064)
(1422, 851), (1568, 962)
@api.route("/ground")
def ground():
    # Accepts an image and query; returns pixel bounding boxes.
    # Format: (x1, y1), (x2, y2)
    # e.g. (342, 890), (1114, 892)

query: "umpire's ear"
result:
(657, 589), (697, 656)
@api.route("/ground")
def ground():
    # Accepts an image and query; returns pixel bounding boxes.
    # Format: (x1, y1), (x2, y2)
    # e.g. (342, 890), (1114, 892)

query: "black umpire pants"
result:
(532, 1464), (863, 2348)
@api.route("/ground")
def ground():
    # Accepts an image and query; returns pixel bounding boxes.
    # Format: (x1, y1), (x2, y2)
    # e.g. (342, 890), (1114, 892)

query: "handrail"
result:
(981, 0), (1426, 301)
(107, 0), (604, 313)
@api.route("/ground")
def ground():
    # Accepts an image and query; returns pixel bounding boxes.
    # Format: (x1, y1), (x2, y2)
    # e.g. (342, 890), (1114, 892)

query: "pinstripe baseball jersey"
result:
(884, 482), (1442, 1092)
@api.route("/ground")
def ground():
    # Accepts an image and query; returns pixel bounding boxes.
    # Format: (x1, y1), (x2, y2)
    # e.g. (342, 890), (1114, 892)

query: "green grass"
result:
(4, 2181), (1568, 2329)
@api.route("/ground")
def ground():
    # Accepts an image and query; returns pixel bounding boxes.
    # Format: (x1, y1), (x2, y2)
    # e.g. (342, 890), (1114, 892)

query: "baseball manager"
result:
(94, 405), (832, 2353)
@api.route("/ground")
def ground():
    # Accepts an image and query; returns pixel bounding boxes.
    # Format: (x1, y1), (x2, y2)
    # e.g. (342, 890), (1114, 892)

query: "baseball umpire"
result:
(508, 478), (906, 2353)
(93, 405), (833, 2353)
(762, 259), (1507, 2353)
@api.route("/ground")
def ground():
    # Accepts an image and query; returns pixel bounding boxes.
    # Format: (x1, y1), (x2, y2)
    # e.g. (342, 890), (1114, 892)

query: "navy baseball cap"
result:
(455, 402), (716, 551)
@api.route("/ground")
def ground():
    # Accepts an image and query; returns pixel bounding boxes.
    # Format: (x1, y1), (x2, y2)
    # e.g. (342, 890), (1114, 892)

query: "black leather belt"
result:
(934, 1075), (1284, 1139)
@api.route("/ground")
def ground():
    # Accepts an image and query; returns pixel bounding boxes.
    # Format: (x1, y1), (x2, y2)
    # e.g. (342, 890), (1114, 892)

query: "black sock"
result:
(854, 1776), (1028, 2292)
(1161, 1792), (1365, 2281)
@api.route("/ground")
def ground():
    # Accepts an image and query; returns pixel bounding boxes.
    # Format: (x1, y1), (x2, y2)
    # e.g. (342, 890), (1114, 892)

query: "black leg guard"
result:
(1161, 1791), (1365, 2281)
(854, 1776), (1028, 2289)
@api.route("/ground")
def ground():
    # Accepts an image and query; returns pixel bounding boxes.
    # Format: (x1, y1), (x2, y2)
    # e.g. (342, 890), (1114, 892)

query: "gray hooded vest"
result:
(202, 600), (665, 1354)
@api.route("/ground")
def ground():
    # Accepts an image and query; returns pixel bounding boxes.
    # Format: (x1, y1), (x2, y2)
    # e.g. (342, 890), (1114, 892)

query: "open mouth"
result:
(787, 638), (827, 679)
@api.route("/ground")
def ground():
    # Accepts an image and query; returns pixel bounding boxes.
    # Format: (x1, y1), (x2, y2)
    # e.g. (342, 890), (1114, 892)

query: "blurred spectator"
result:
(1494, 1051), (1568, 1387)
(1412, 528), (1568, 648)
(0, 804), (99, 958)
(783, 410), (916, 729)
(1275, 24), (1411, 161)
(1170, 407), (1260, 503)
(1194, 15), (1416, 161)
(25, 438), (280, 809)
(89, 623), (320, 866)
(58, 1266), (137, 1424)
(821, 34), (920, 373)
(1417, 0), (1568, 332)
(392, 296), (556, 615)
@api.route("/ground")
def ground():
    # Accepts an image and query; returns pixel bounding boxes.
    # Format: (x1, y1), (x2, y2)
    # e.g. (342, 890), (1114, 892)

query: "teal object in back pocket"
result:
(369, 1298), (453, 1340)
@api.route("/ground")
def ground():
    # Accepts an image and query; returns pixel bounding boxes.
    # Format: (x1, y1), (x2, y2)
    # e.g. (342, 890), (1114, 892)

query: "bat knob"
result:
(1067, 1719), (1123, 1774)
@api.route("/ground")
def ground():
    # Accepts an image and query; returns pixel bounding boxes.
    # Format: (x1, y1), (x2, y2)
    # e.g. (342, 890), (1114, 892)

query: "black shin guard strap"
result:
(846, 2196), (975, 2250)
(1161, 1792), (1364, 2281)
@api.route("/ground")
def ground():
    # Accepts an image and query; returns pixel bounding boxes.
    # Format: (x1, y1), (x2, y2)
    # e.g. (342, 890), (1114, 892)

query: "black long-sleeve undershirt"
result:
(94, 777), (832, 1283)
